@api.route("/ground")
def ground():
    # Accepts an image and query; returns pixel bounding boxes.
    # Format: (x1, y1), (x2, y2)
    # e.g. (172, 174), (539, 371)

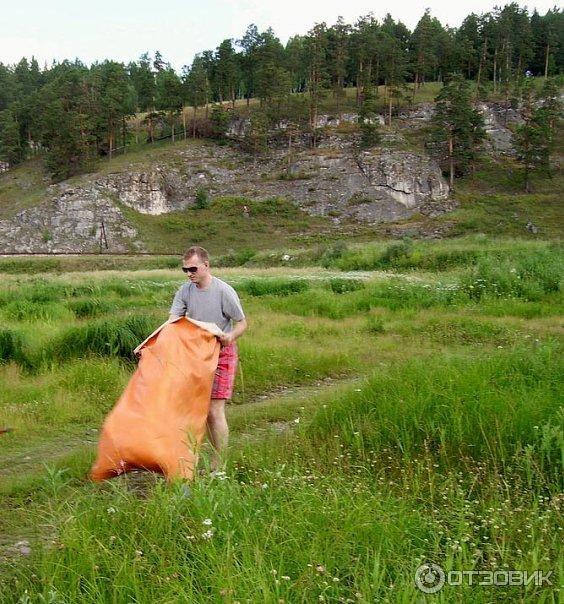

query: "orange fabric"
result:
(90, 318), (220, 482)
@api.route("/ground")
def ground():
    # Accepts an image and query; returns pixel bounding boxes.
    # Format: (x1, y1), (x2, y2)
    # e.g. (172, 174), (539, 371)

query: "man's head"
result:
(182, 246), (211, 286)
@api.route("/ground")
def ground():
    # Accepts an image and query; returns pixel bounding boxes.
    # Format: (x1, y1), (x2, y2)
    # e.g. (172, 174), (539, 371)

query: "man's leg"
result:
(207, 398), (229, 471)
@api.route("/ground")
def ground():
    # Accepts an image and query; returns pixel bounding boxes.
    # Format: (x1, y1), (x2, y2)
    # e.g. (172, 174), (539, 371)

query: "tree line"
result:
(0, 3), (562, 180)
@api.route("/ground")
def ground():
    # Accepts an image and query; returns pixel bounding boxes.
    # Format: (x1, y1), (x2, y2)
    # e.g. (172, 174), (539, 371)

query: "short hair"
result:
(183, 246), (210, 263)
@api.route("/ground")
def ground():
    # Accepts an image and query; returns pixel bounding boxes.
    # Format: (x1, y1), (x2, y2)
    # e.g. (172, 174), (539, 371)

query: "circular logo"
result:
(415, 563), (446, 594)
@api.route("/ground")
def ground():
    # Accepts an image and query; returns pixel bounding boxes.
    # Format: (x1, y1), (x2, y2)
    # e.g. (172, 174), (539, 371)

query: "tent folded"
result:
(91, 317), (221, 481)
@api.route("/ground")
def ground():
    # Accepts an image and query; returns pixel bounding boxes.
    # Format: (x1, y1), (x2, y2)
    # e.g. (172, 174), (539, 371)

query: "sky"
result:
(0, 0), (558, 71)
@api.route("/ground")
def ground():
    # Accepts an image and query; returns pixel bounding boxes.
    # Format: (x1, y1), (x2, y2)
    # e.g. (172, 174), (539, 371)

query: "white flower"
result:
(201, 530), (214, 540)
(202, 518), (212, 526)
(261, 483), (268, 489)
(294, 418), (300, 424)
(106, 507), (116, 514)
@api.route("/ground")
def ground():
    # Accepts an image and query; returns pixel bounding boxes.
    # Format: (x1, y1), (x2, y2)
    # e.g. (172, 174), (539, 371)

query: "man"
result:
(169, 246), (247, 472)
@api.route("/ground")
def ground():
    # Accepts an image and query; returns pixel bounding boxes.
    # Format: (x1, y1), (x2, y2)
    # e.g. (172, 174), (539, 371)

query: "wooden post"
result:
(99, 219), (109, 252)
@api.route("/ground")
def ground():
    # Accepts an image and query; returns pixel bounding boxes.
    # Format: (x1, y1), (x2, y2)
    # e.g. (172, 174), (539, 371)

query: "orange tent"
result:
(90, 317), (221, 482)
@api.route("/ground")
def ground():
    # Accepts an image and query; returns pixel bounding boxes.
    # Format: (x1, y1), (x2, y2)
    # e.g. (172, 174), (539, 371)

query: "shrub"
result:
(327, 278), (365, 294)
(378, 240), (413, 268)
(195, 189), (209, 209)
(217, 248), (257, 268)
(0, 328), (25, 364)
(239, 279), (309, 297)
(365, 316), (385, 334)
(320, 241), (349, 268)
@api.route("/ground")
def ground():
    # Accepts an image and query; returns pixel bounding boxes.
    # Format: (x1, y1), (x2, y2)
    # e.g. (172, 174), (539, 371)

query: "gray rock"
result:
(0, 131), (453, 251)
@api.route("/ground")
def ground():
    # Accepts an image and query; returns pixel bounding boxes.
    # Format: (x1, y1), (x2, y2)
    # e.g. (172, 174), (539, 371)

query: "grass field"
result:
(0, 240), (562, 602)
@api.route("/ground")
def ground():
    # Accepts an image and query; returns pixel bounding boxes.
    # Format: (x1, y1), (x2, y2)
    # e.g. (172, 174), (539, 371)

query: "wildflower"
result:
(106, 507), (116, 514)
(202, 518), (212, 526)
(201, 530), (214, 540)
(294, 418), (300, 424)
(281, 575), (291, 581)
(261, 483), (268, 489)
(333, 577), (340, 582)
(135, 550), (143, 557)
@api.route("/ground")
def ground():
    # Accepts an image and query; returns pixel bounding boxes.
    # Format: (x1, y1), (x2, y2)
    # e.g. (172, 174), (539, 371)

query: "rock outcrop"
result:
(0, 110), (459, 252)
(0, 183), (143, 253)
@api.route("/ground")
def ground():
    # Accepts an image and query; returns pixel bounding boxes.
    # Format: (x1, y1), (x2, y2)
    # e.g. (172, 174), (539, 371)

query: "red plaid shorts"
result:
(211, 342), (238, 400)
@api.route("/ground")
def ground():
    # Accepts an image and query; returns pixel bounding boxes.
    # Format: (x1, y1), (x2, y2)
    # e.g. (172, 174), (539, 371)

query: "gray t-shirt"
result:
(169, 276), (245, 333)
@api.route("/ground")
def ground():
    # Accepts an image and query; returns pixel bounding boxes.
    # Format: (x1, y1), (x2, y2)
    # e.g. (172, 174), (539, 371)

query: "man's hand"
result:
(218, 318), (247, 347)
(218, 332), (235, 347)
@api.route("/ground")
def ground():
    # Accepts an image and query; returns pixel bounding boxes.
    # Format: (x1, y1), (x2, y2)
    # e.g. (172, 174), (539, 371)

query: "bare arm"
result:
(219, 318), (247, 346)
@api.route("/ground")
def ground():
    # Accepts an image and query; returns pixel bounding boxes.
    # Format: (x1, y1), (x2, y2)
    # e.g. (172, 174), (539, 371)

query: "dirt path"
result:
(0, 374), (362, 565)
(0, 375), (361, 484)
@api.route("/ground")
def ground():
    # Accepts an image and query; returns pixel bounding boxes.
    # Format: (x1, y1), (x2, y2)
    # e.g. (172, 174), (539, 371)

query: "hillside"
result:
(0, 93), (562, 256)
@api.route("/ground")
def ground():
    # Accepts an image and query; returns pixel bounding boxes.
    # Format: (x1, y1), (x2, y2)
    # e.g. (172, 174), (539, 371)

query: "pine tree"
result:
(327, 17), (350, 117)
(0, 109), (25, 165)
(215, 39), (240, 107)
(209, 104), (230, 139)
(238, 24), (261, 106)
(381, 32), (408, 126)
(38, 67), (96, 181)
(304, 22), (329, 146)
(183, 56), (209, 138)
(155, 68), (183, 142)
(254, 30), (291, 117)
(429, 74), (485, 189)
(358, 85), (380, 148)
(514, 79), (561, 191)
(129, 53), (156, 111)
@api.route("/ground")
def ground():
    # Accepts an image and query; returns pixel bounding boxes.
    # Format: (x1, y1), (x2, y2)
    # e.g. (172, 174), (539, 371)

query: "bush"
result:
(195, 189), (209, 209)
(365, 316), (385, 334)
(239, 278), (309, 297)
(327, 278), (365, 294)
(217, 248), (257, 268)
(0, 328), (25, 364)
(378, 240), (413, 268)
(320, 241), (349, 268)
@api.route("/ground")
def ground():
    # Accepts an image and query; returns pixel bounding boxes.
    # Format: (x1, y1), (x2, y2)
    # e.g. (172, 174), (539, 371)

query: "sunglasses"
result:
(182, 266), (199, 274)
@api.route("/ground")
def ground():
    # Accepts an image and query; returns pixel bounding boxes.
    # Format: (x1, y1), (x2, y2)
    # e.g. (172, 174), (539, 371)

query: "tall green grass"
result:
(0, 329), (25, 365)
(2, 345), (561, 603)
(45, 315), (158, 363)
(307, 344), (563, 482)
(460, 249), (562, 301)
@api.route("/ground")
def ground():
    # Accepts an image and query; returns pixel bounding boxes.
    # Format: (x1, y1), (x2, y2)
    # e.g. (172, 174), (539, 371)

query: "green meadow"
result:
(0, 239), (562, 603)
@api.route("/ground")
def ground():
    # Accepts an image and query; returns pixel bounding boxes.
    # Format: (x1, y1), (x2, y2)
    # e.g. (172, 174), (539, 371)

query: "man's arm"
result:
(219, 318), (247, 346)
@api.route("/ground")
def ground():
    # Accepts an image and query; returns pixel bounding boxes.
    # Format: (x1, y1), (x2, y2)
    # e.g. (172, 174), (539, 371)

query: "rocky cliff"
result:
(0, 104), (512, 253)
